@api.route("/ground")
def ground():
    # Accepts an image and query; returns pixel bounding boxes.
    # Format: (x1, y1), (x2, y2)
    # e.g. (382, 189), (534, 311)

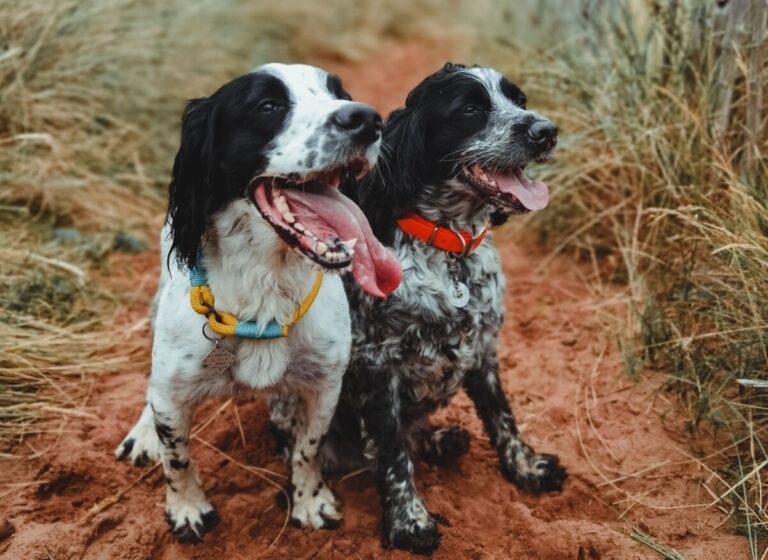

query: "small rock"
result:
(577, 541), (600, 560)
(113, 231), (148, 253)
(0, 519), (15, 542)
(52, 227), (82, 245)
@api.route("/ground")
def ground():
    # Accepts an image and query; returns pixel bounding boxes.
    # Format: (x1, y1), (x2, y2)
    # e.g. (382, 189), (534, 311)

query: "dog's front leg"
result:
(151, 388), (218, 542)
(288, 381), (343, 529)
(464, 352), (567, 494)
(361, 370), (442, 555)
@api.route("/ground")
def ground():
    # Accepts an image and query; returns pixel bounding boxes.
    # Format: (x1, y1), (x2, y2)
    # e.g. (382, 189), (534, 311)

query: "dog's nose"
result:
(332, 104), (382, 144)
(527, 120), (558, 147)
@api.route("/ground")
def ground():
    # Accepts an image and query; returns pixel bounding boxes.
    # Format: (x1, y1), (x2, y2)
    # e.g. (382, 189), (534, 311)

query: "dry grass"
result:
(484, 0), (767, 549)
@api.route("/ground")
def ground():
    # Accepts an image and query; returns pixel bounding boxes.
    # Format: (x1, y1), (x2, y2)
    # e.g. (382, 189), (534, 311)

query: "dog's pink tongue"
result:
(489, 168), (549, 211)
(282, 187), (402, 298)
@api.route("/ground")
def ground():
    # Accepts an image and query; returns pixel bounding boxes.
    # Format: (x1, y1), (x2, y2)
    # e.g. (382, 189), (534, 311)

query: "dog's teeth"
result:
(342, 238), (358, 250)
(294, 222), (305, 232)
(283, 211), (295, 224)
(316, 241), (328, 256)
(275, 196), (289, 214)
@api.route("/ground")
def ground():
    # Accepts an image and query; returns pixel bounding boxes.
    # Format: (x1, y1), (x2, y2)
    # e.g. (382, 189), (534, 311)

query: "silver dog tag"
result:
(201, 343), (236, 375)
(449, 281), (470, 308)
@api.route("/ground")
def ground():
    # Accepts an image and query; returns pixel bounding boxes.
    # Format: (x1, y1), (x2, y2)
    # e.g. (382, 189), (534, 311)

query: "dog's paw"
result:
(115, 421), (162, 467)
(383, 498), (443, 555)
(500, 445), (567, 494)
(165, 490), (218, 543)
(290, 483), (342, 530)
(421, 426), (470, 464)
(385, 512), (442, 555)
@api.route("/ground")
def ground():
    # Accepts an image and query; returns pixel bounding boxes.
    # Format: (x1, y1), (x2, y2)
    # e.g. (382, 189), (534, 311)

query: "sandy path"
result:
(0, 41), (751, 560)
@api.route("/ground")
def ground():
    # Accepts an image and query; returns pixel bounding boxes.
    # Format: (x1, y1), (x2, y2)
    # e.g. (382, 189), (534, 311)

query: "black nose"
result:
(527, 120), (558, 148)
(332, 103), (382, 145)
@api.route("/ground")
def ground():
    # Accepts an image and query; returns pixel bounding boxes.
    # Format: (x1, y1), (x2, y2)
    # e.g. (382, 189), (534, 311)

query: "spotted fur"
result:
(323, 64), (567, 554)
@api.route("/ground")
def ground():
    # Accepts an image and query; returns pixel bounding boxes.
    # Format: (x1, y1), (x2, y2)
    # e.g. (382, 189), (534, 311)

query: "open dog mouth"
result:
(460, 163), (549, 214)
(251, 160), (402, 298)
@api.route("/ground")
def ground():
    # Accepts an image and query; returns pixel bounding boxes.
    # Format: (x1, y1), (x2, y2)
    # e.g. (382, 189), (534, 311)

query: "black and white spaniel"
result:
(115, 63), (402, 542)
(321, 63), (567, 554)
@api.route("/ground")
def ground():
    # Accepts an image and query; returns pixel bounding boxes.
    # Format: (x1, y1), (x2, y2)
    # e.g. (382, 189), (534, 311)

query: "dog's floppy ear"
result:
(167, 97), (219, 270)
(381, 104), (428, 201)
(357, 104), (427, 244)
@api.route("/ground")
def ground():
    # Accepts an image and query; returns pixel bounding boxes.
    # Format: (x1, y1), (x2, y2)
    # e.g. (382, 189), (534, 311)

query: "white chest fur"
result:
(150, 201), (351, 402)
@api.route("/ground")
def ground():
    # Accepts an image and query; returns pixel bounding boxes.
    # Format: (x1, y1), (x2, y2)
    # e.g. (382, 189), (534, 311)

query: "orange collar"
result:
(397, 214), (489, 256)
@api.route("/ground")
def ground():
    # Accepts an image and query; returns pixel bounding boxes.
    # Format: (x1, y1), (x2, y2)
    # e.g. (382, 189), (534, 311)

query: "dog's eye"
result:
(462, 103), (484, 115)
(257, 100), (283, 113)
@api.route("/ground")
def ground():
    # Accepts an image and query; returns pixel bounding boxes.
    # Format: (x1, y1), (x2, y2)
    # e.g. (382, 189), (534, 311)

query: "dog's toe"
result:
(165, 505), (218, 543)
(166, 512), (201, 544)
(429, 511), (451, 527)
(384, 503), (444, 555)
(434, 426), (470, 459)
(290, 485), (342, 530)
(388, 519), (442, 555)
(319, 506), (342, 530)
(165, 490), (218, 543)
(533, 454), (567, 492)
(200, 509), (220, 531)
(115, 437), (135, 461)
(502, 450), (567, 494)
(116, 422), (162, 467)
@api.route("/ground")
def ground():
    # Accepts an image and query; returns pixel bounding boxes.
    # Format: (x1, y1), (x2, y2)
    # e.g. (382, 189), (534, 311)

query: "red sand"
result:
(0, 42), (752, 560)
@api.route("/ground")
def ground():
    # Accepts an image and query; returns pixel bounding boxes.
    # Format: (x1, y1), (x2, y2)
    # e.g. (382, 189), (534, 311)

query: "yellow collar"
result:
(189, 259), (323, 339)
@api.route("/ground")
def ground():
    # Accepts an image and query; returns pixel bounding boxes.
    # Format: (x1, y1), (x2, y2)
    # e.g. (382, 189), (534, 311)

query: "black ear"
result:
(167, 97), (219, 269)
(357, 105), (427, 244)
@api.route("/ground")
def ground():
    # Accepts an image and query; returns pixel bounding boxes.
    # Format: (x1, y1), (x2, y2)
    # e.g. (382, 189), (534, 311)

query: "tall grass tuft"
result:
(492, 0), (767, 545)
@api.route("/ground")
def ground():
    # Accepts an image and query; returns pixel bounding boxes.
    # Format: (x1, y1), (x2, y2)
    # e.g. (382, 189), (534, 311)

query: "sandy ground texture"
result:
(0, 42), (755, 560)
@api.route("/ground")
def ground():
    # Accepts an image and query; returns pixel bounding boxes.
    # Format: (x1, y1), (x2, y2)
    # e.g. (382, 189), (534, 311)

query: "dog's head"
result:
(168, 63), (401, 298)
(359, 63), (556, 238)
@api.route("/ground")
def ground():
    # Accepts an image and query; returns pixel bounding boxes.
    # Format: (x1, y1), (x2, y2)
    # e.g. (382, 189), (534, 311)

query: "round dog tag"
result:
(449, 281), (470, 308)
